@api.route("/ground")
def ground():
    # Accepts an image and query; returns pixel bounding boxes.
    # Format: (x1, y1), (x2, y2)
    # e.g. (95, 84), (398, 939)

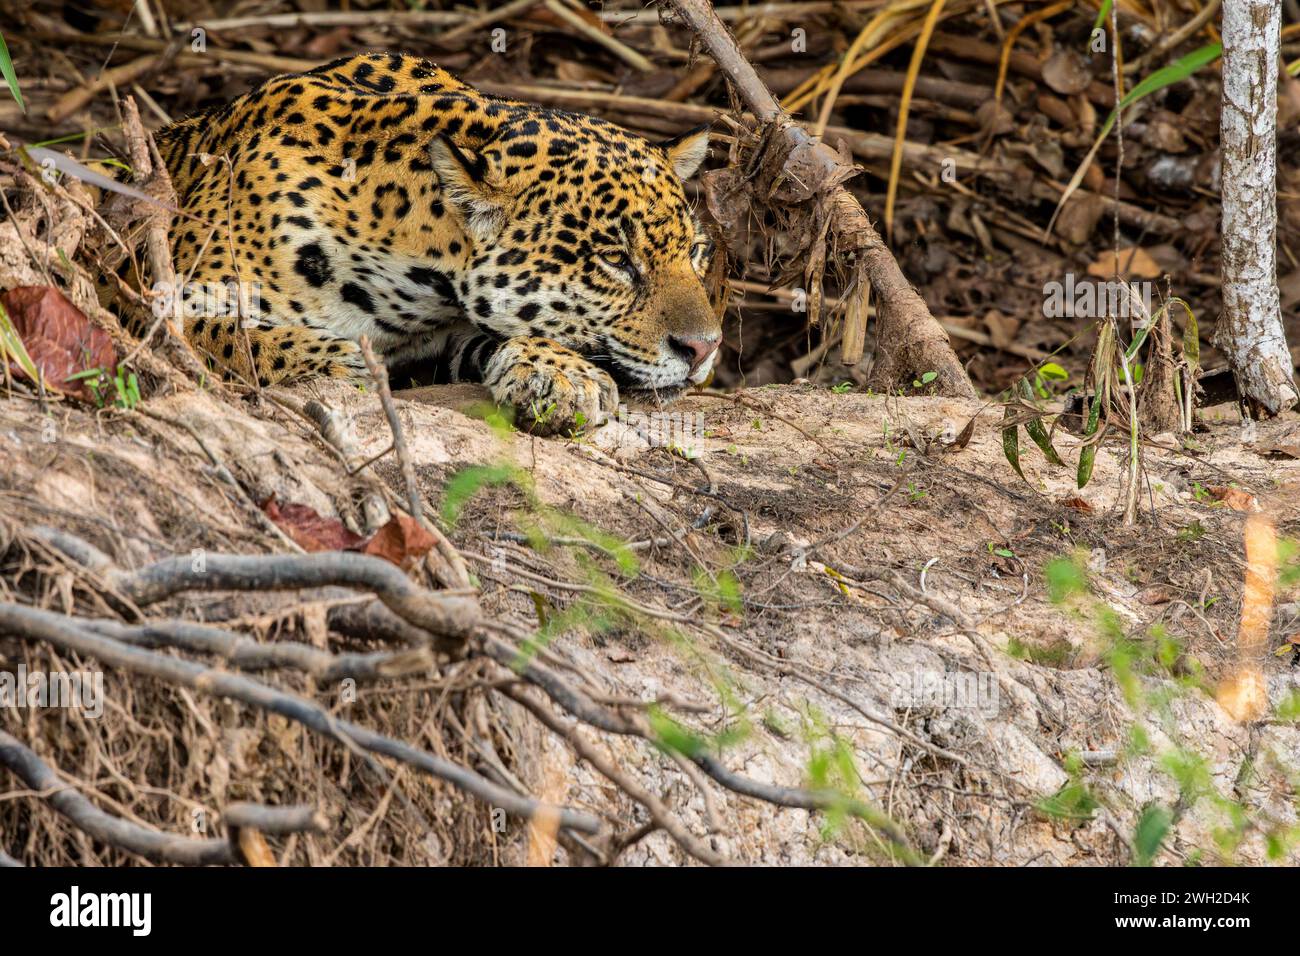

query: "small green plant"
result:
(1037, 752), (1100, 822)
(1040, 549), (1300, 863)
(1280, 537), (1300, 588)
(441, 462), (524, 526)
(1044, 554), (1088, 602)
(66, 366), (141, 409)
(1001, 375), (1066, 483)
(528, 400), (558, 432)
(1029, 361), (1069, 399)
(987, 541), (1014, 559)
(830, 381), (854, 394)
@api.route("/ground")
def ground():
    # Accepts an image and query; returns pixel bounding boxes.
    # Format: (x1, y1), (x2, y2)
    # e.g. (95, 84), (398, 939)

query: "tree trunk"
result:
(1216, 0), (1299, 415)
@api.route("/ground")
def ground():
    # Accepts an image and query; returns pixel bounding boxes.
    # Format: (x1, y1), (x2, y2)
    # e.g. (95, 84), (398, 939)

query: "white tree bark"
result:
(1216, 0), (1300, 414)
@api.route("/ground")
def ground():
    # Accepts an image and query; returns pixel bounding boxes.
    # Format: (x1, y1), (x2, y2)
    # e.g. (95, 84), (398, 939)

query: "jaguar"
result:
(153, 52), (722, 433)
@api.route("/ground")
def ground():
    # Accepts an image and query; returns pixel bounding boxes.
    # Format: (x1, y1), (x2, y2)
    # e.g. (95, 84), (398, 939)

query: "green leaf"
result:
(1077, 328), (1111, 489)
(1133, 805), (1172, 866)
(1018, 379), (1065, 466)
(1038, 362), (1068, 382)
(1045, 556), (1088, 603)
(647, 708), (706, 759)
(1001, 406), (1025, 482)
(440, 463), (520, 526)
(1025, 417), (1065, 466)
(1175, 298), (1199, 371)
(65, 367), (106, 382)
(1036, 779), (1099, 822)
(0, 31), (25, 115)
(1077, 396), (1102, 489)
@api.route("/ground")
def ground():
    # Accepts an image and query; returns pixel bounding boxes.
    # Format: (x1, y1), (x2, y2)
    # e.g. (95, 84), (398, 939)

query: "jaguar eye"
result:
(600, 251), (637, 278)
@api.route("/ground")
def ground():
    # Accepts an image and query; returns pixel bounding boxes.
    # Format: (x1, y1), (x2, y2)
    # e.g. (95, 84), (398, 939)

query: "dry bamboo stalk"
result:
(48, 55), (162, 123)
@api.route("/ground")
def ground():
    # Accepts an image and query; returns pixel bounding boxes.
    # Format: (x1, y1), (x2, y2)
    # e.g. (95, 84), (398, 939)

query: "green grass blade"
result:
(1047, 42), (1221, 238)
(20, 147), (160, 208)
(0, 301), (39, 383)
(1112, 42), (1222, 122)
(1092, 0), (1113, 32)
(0, 31), (25, 114)
(1133, 804), (1172, 866)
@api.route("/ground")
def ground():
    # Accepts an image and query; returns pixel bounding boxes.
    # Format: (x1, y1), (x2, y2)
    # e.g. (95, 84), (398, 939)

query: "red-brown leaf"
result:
(1, 286), (116, 401)
(1207, 486), (1258, 512)
(262, 495), (367, 553)
(362, 514), (437, 569)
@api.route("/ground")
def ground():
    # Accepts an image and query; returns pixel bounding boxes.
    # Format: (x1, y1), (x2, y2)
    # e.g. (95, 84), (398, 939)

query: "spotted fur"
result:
(155, 52), (721, 433)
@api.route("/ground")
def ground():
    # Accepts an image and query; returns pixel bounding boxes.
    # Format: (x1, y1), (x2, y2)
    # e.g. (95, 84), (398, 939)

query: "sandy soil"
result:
(2, 381), (1298, 865)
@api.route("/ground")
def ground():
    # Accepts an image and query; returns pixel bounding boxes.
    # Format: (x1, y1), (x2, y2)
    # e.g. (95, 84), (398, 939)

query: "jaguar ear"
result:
(429, 135), (512, 242)
(657, 124), (711, 180)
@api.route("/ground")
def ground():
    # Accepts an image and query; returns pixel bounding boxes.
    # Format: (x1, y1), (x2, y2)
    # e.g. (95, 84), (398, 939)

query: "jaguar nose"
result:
(668, 333), (721, 374)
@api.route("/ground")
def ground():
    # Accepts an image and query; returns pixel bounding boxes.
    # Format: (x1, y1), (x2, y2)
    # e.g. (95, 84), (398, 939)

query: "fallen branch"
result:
(503, 684), (727, 865)
(359, 337), (472, 590)
(0, 729), (237, 865)
(0, 604), (604, 837)
(83, 617), (435, 681)
(30, 525), (478, 645)
(222, 803), (329, 835)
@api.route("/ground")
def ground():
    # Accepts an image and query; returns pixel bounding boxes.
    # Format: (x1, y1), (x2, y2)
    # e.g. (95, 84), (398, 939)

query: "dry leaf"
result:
(1055, 193), (1106, 246)
(0, 286), (116, 401)
(262, 495), (368, 552)
(1207, 486), (1258, 512)
(1086, 246), (1163, 279)
(1041, 49), (1093, 95)
(362, 514), (437, 569)
(1138, 586), (1172, 605)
